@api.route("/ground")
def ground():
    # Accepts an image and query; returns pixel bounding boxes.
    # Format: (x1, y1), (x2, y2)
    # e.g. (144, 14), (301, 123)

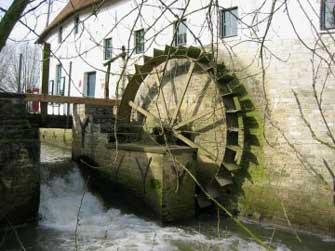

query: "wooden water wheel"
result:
(118, 46), (245, 207)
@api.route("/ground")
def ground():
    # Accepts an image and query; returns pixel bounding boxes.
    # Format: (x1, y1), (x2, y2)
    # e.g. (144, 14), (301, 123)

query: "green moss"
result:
(149, 178), (161, 190)
(238, 184), (335, 232)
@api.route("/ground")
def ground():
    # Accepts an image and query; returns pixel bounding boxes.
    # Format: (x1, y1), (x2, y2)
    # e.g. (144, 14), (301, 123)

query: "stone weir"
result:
(73, 104), (197, 222)
(0, 99), (40, 225)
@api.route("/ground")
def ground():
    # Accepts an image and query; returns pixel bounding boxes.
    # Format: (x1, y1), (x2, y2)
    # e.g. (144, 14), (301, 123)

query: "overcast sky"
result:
(1, 0), (13, 9)
(0, 0), (66, 43)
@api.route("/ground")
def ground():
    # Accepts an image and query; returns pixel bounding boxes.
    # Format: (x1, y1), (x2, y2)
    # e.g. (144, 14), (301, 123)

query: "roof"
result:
(37, 0), (104, 43)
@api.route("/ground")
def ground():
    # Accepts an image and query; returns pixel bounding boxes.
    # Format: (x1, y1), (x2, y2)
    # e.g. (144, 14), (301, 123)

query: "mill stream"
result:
(1, 144), (334, 251)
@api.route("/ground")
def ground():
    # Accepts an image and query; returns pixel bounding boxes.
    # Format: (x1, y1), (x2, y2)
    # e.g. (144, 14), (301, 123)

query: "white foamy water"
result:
(38, 167), (294, 251)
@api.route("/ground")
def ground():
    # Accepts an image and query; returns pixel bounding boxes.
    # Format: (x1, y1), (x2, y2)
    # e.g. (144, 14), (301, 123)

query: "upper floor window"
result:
(74, 16), (79, 34)
(135, 29), (145, 54)
(321, 0), (335, 30)
(104, 38), (112, 60)
(220, 7), (238, 38)
(58, 26), (63, 43)
(174, 19), (187, 46)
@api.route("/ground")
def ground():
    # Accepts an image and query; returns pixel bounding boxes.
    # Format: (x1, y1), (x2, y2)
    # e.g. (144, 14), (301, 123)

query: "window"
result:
(74, 16), (79, 34)
(104, 38), (112, 60)
(135, 29), (145, 54)
(55, 64), (63, 95)
(58, 26), (63, 43)
(85, 72), (96, 97)
(220, 8), (238, 38)
(321, 0), (335, 30)
(49, 80), (54, 95)
(174, 19), (187, 46)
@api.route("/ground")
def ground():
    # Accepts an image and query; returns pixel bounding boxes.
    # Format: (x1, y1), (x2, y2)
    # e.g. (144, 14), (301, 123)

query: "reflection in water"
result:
(1, 144), (334, 251)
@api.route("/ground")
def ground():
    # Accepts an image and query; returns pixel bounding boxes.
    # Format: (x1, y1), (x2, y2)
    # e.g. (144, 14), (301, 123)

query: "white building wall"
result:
(44, 0), (325, 105)
(43, 1), (221, 100)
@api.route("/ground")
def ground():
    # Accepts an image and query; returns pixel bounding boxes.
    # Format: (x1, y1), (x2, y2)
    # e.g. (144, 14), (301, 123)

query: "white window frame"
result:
(135, 29), (145, 54)
(174, 19), (187, 46)
(104, 38), (113, 60)
(321, 0), (335, 30)
(55, 64), (63, 95)
(220, 7), (238, 38)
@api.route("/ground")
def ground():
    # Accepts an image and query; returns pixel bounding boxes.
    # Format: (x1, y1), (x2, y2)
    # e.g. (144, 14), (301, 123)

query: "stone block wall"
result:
(0, 99), (40, 225)
(40, 128), (72, 149)
(218, 37), (335, 235)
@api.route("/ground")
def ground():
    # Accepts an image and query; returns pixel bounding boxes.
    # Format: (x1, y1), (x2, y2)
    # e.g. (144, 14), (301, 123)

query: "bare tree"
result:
(0, 42), (40, 92)
(0, 44), (17, 91)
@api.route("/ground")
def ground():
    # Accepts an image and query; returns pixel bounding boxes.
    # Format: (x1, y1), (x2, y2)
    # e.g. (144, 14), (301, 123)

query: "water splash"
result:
(38, 166), (293, 251)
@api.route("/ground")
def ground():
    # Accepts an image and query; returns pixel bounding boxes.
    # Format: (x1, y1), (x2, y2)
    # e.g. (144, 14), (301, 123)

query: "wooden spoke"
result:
(128, 101), (159, 121)
(173, 110), (214, 130)
(154, 69), (170, 121)
(173, 130), (217, 161)
(170, 61), (196, 126)
(192, 118), (225, 134)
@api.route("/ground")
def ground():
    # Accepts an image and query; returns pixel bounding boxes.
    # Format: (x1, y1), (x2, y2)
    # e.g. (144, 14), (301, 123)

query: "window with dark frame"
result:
(104, 38), (112, 60)
(74, 16), (79, 34)
(220, 7), (238, 38)
(135, 29), (145, 54)
(174, 19), (187, 46)
(321, 0), (335, 30)
(58, 26), (63, 43)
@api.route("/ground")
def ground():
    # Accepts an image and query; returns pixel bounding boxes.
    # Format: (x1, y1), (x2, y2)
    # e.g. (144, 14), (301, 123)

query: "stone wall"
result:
(219, 37), (335, 235)
(40, 128), (72, 149)
(0, 99), (40, 225)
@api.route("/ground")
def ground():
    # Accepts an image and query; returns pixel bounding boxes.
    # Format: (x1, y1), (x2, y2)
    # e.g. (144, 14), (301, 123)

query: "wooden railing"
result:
(0, 92), (120, 128)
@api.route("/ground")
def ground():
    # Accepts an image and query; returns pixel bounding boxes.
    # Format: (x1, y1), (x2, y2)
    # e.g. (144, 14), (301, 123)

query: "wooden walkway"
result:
(0, 92), (119, 129)
(0, 93), (119, 106)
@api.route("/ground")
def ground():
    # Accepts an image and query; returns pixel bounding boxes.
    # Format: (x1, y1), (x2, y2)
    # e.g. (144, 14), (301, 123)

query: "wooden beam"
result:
(170, 61), (195, 126)
(173, 130), (217, 160)
(67, 61), (72, 115)
(128, 101), (159, 121)
(0, 93), (120, 106)
(41, 43), (50, 122)
(173, 110), (213, 130)
(104, 62), (111, 99)
(154, 69), (170, 121)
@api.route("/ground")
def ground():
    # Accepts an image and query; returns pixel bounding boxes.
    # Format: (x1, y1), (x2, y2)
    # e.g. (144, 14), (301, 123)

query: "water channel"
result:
(1, 144), (334, 251)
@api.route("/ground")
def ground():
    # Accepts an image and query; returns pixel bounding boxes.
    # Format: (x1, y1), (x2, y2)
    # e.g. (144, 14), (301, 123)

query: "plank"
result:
(173, 131), (217, 160)
(128, 101), (159, 121)
(0, 93), (120, 106)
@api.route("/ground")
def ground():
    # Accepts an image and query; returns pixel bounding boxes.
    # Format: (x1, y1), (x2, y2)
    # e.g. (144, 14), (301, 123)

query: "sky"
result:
(1, 0), (13, 9)
(0, 0), (67, 43)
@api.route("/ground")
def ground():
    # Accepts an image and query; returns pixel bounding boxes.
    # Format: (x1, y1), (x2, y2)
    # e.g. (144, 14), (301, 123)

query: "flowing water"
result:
(1, 144), (334, 251)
